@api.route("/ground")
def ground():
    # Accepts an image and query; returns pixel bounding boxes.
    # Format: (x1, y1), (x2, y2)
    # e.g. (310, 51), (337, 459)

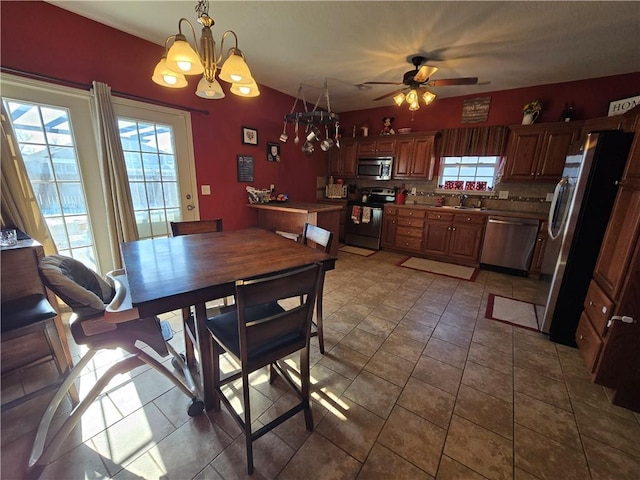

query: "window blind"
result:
(440, 125), (508, 157)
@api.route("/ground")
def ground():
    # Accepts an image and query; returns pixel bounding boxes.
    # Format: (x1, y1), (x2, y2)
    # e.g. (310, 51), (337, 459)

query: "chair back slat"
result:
(170, 219), (223, 236)
(301, 223), (333, 254)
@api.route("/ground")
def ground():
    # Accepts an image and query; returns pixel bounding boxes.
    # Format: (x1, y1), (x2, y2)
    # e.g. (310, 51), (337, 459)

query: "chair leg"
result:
(242, 370), (254, 475)
(316, 274), (326, 354)
(211, 342), (222, 411)
(300, 348), (313, 431)
(182, 307), (196, 369)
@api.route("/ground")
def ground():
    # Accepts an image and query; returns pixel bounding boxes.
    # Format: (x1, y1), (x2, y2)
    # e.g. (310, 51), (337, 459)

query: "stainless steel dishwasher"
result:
(480, 216), (540, 273)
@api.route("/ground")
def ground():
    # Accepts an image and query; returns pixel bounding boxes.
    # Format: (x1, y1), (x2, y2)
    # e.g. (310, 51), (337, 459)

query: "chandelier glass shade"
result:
(152, 1), (258, 99)
(393, 88), (437, 111)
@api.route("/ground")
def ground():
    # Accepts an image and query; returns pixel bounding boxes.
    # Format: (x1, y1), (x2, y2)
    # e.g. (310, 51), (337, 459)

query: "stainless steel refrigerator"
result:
(539, 130), (633, 346)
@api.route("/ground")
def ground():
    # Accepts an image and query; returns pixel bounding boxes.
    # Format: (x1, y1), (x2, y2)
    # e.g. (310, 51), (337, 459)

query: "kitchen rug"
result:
(338, 245), (377, 257)
(485, 294), (540, 331)
(398, 257), (478, 281)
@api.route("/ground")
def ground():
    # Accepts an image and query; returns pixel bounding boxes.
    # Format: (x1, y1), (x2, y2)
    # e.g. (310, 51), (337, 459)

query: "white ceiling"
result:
(49, 1), (640, 113)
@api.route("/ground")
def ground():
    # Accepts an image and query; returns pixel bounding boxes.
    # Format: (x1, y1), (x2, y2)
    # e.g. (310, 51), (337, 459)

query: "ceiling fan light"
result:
(408, 101), (420, 111)
(393, 92), (406, 107)
(405, 89), (418, 104)
(152, 57), (188, 88)
(219, 48), (253, 84)
(166, 35), (204, 75)
(422, 90), (437, 105)
(196, 75), (225, 99)
(230, 78), (260, 97)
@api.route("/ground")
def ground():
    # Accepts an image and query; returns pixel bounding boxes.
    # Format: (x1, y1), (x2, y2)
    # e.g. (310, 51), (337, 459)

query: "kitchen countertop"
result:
(247, 202), (343, 213)
(391, 203), (548, 221)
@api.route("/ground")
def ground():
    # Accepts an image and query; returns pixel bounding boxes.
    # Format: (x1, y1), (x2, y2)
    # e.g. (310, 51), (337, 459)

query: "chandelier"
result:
(152, 0), (259, 99)
(393, 89), (436, 111)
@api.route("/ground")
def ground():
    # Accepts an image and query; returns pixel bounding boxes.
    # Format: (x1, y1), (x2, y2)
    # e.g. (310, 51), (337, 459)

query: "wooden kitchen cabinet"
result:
(424, 211), (454, 256)
(318, 198), (348, 241)
(327, 138), (357, 177)
(529, 220), (548, 278)
(394, 208), (426, 252)
(449, 214), (486, 262)
(381, 206), (398, 248)
(504, 123), (581, 181)
(357, 137), (396, 156)
(393, 133), (437, 180)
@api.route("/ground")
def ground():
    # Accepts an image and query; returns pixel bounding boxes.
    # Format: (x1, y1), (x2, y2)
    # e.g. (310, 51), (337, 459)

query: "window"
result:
(438, 156), (499, 191)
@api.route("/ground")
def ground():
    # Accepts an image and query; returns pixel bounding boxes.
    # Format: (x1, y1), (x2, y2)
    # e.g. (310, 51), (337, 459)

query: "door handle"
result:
(607, 315), (636, 328)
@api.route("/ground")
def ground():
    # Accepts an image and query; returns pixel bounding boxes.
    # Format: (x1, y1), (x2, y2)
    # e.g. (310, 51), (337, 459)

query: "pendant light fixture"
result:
(393, 87), (436, 112)
(152, 0), (258, 99)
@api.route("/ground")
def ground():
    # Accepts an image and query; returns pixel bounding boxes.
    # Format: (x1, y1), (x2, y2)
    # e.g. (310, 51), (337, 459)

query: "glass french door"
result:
(1, 74), (198, 273)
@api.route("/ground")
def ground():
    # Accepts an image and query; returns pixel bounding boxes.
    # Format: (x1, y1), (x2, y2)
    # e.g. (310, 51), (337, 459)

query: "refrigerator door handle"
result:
(548, 177), (569, 240)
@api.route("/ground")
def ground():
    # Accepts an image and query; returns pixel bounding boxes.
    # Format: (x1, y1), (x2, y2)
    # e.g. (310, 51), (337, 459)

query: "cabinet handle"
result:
(537, 238), (542, 242)
(579, 334), (585, 340)
(607, 315), (636, 328)
(530, 172), (535, 176)
(537, 172), (541, 176)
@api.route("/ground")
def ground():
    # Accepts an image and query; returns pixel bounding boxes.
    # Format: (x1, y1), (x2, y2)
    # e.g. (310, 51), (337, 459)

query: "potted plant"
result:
(522, 100), (542, 124)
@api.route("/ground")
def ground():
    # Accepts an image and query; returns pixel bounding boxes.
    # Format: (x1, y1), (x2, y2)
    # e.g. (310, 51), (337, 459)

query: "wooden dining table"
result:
(120, 228), (335, 410)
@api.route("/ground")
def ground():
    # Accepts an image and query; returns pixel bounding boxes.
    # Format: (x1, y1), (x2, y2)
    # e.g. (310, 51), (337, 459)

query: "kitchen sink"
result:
(435, 205), (487, 211)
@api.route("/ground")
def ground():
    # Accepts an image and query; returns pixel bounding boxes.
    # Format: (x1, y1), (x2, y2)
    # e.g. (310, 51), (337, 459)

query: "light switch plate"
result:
(498, 191), (509, 199)
(411, 187), (417, 195)
(546, 193), (554, 202)
(201, 185), (211, 195)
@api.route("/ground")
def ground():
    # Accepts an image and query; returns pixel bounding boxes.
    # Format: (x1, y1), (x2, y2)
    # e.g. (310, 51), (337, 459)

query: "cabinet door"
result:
(327, 147), (341, 176)
(449, 216), (484, 261)
(382, 215), (397, 248)
(393, 138), (414, 177)
(340, 139), (358, 176)
(424, 220), (451, 256)
(357, 139), (376, 156)
(576, 312), (603, 373)
(411, 135), (436, 179)
(376, 138), (396, 154)
(529, 221), (548, 277)
(536, 126), (580, 181)
(504, 128), (544, 180)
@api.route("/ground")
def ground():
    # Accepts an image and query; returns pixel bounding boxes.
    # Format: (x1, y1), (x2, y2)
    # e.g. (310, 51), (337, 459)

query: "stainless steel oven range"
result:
(345, 187), (396, 250)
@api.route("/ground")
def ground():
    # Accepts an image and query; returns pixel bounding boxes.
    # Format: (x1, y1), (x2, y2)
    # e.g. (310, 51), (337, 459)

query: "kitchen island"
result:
(247, 202), (342, 256)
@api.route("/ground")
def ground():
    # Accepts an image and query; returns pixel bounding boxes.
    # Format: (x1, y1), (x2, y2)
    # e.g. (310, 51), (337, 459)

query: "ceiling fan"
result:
(364, 55), (479, 109)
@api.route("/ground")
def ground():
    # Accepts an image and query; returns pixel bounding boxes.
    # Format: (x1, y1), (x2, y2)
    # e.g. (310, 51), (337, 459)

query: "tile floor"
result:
(2, 249), (640, 479)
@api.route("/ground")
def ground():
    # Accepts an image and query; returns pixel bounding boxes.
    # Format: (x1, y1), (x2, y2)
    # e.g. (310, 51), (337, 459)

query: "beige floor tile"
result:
(514, 392), (581, 450)
(343, 370), (402, 419)
(564, 374), (637, 421)
(513, 367), (572, 412)
(582, 435), (640, 480)
(358, 443), (433, 480)
(338, 327), (386, 357)
(423, 337), (469, 370)
(412, 355), (463, 395)
(432, 323), (473, 348)
(467, 341), (513, 375)
(439, 310), (478, 333)
(572, 400), (640, 458)
(393, 318), (435, 343)
(454, 384), (513, 439)
(443, 414), (513, 480)
(278, 433), (361, 480)
(357, 315), (397, 337)
(398, 376), (455, 428)
(193, 465), (225, 480)
(513, 348), (563, 382)
(39, 443), (111, 480)
(364, 349), (415, 387)
(317, 397), (385, 462)
(514, 424), (589, 480)
(378, 405), (447, 476)
(442, 302), (480, 320)
(436, 455), (488, 479)
(472, 326), (513, 355)
(318, 343), (369, 380)
(403, 308), (441, 328)
(513, 329), (558, 359)
(556, 344), (592, 379)
(380, 331), (426, 362)
(462, 361), (513, 403)
(514, 467), (539, 480)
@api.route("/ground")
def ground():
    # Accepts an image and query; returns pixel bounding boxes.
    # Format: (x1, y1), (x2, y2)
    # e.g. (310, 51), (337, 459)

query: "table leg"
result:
(193, 302), (215, 410)
(316, 273), (325, 354)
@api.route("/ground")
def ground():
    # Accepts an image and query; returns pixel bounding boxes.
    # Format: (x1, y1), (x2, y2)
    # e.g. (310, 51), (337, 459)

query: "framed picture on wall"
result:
(242, 126), (258, 145)
(267, 142), (281, 162)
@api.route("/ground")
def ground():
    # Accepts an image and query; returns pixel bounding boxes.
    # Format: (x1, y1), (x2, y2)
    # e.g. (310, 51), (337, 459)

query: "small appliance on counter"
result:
(345, 187), (396, 250)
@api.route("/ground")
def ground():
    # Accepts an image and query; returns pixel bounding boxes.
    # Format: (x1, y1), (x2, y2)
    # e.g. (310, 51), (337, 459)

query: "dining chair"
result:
(170, 218), (228, 370)
(206, 262), (323, 475)
(300, 223), (333, 353)
(31, 255), (203, 476)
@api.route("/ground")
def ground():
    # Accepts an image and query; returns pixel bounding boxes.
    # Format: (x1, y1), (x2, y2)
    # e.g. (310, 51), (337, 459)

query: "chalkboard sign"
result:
(237, 155), (254, 182)
(461, 96), (491, 124)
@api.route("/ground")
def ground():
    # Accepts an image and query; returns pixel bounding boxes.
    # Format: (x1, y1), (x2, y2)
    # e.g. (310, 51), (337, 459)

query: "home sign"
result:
(608, 95), (640, 116)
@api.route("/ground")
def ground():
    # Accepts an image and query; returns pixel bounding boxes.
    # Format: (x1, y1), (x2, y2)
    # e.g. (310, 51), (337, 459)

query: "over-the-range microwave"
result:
(356, 157), (393, 180)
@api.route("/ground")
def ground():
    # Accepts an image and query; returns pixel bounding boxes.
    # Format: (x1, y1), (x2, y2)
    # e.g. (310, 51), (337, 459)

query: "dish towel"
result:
(351, 205), (361, 224)
(362, 206), (371, 224)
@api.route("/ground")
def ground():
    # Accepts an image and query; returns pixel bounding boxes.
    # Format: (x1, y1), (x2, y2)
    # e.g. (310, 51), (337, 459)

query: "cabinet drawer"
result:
(575, 312), (603, 373)
(395, 236), (422, 250)
(583, 280), (615, 336)
(398, 208), (426, 219)
(453, 214), (486, 225)
(397, 217), (425, 228)
(384, 206), (398, 216)
(427, 211), (454, 222)
(397, 227), (423, 238)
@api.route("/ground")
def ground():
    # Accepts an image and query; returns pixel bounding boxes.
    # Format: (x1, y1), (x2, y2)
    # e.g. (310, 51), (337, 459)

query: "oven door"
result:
(345, 202), (384, 249)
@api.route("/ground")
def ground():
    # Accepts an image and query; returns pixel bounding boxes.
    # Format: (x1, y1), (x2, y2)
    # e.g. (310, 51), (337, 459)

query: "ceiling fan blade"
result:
(427, 77), (479, 87)
(373, 88), (406, 101)
(363, 81), (403, 85)
(413, 65), (438, 83)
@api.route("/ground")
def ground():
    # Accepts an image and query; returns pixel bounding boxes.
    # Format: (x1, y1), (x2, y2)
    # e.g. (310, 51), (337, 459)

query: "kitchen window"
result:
(438, 155), (499, 191)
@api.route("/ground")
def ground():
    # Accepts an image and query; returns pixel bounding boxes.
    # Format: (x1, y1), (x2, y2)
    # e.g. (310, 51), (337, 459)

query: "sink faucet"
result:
(459, 194), (468, 207)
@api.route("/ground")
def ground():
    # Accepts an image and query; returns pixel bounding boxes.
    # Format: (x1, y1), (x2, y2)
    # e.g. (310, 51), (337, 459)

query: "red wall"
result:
(2, 2), (639, 229)
(0, 1), (326, 230)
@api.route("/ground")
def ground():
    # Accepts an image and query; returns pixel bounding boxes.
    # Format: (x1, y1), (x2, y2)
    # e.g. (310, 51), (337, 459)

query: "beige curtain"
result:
(91, 81), (138, 269)
(440, 125), (508, 157)
(1, 103), (57, 254)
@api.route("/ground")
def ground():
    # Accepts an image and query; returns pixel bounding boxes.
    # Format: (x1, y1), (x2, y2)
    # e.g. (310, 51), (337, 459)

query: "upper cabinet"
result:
(392, 132), (438, 180)
(357, 137), (396, 156)
(503, 123), (581, 182)
(327, 138), (357, 177)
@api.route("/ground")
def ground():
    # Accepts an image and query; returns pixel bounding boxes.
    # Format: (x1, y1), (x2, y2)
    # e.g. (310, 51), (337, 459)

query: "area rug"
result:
(338, 245), (377, 257)
(397, 257), (478, 281)
(485, 294), (541, 331)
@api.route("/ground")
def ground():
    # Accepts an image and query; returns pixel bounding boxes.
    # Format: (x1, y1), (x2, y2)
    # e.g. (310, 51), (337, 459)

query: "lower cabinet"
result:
(395, 208), (426, 252)
(528, 220), (548, 278)
(318, 198), (348, 241)
(381, 206), (397, 248)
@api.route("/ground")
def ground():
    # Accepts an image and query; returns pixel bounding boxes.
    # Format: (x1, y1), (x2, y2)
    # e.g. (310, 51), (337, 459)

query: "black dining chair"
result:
(300, 223), (333, 353)
(206, 262), (323, 475)
(30, 255), (203, 476)
(170, 218), (228, 370)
